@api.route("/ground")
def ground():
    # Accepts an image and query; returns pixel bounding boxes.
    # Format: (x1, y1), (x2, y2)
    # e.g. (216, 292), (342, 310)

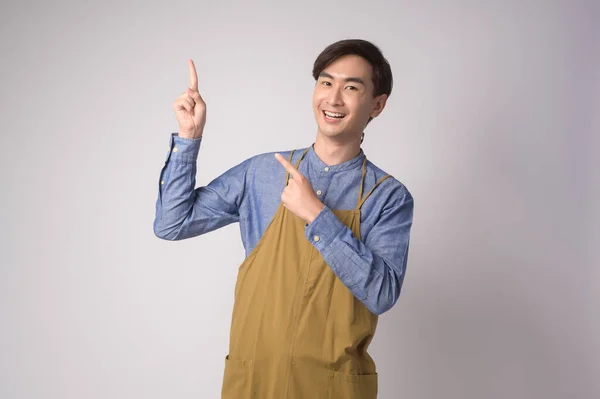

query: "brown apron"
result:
(221, 147), (391, 399)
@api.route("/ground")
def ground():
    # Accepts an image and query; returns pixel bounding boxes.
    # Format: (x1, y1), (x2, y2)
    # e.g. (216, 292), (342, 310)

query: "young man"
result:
(154, 39), (414, 399)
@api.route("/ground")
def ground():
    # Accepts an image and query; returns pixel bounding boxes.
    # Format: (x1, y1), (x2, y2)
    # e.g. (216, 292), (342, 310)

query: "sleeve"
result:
(153, 132), (253, 241)
(304, 185), (414, 315)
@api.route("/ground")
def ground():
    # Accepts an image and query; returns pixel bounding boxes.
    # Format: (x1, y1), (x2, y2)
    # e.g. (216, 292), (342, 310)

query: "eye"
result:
(346, 85), (357, 90)
(321, 81), (331, 86)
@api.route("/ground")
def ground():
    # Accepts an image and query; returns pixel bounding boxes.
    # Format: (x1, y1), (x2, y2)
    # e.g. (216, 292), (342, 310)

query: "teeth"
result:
(324, 111), (345, 118)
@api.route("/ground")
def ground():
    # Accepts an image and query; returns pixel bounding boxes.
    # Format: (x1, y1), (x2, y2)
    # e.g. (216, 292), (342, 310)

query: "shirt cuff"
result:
(166, 132), (202, 163)
(305, 205), (346, 249)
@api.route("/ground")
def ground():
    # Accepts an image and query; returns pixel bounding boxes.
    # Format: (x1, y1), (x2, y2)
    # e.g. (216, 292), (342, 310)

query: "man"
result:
(154, 39), (414, 399)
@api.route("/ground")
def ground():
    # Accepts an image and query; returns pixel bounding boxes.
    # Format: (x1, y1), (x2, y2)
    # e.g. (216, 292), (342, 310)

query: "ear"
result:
(369, 94), (388, 118)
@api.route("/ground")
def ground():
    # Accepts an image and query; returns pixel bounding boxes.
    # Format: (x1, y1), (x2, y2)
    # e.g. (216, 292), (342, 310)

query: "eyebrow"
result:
(318, 71), (366, 86)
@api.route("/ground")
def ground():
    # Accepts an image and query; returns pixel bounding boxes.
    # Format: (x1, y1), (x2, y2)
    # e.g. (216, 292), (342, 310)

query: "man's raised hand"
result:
(172, 59), (206, 139)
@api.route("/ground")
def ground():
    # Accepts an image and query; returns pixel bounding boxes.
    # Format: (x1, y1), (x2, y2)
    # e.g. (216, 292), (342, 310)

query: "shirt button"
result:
(316, 190), (322, 196)
(161, 180), (165, 185)
(314, 235), (320, 242)
(324, 167), (330, 172)
(173, 147), (178, 152)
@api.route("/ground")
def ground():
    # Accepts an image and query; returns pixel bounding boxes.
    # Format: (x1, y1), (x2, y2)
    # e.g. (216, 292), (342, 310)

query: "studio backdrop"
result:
(1, 0), (598, 398)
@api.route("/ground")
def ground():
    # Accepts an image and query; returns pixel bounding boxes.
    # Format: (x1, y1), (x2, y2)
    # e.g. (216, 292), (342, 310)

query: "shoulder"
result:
(365, 157), (414, 206)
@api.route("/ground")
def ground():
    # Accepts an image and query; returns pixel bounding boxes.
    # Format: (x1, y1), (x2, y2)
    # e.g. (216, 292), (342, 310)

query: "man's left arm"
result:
(305, 186), (414, 315)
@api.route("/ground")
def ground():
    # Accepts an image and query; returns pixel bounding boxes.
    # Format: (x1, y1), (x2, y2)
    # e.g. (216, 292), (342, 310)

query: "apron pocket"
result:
(330, 370), (378, 399)
(221, 355), (253, 399)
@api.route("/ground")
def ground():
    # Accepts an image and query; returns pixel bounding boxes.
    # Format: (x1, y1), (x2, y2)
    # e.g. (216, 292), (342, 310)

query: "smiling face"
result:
(312, 54), (388, 143)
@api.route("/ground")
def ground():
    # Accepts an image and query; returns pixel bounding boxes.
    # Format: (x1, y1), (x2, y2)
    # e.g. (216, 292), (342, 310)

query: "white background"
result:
(1, 0), (598, 398)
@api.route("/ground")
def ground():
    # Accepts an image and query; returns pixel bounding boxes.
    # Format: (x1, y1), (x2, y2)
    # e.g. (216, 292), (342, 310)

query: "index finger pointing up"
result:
(188, 59), (198, 90)
(275, 153), (300, 179)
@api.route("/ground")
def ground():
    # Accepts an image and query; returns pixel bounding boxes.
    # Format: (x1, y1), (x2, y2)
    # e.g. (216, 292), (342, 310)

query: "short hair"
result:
(312, 39), (393, 113)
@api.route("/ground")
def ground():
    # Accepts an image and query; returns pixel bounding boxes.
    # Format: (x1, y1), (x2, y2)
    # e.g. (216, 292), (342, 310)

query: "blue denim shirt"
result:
(154, 133), (414, 315)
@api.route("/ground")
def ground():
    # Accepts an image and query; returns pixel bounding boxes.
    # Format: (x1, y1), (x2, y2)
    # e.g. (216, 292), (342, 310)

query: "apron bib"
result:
(221, 148), (391, 399)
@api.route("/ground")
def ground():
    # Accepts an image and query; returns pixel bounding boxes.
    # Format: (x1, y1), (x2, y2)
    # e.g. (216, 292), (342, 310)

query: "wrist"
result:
(177, 131), (203, 140)
(306, 201), (325, 224)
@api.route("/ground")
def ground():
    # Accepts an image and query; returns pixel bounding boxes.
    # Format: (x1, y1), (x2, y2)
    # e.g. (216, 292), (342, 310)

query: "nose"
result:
(326, 86), (344, 106)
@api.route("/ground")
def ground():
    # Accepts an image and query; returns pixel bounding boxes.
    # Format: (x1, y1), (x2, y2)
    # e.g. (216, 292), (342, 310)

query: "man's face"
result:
(312, 54), (387, 142)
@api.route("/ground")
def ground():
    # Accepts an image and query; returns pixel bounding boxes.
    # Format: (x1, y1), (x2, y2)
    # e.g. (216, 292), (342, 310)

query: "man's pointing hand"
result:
(275, 153), (325, 225)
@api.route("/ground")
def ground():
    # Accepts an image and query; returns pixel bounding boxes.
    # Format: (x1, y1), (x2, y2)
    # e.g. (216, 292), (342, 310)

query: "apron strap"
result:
(357, 157), (368, 206)
(357, 174), (393, 210)
(285, 147), (311, 185)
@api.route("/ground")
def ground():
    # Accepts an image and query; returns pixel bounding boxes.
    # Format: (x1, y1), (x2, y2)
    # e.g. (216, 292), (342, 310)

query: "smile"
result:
(323, 110), (346, 121)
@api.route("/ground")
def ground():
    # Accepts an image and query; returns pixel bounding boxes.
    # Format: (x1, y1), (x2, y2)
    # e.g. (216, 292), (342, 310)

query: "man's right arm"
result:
(153, 132), (253, 241)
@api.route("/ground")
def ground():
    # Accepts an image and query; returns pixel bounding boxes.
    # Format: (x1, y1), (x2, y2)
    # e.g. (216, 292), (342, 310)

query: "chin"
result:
(318, 124), (341, 135)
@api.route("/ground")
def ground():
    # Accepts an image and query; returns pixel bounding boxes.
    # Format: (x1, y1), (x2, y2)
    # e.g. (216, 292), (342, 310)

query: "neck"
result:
(313, 132), (362, 166)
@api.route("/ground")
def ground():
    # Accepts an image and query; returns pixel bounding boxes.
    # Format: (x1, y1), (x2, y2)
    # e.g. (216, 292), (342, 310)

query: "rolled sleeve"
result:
(305, 205), (346, 248)
(166, 132), (202, 164)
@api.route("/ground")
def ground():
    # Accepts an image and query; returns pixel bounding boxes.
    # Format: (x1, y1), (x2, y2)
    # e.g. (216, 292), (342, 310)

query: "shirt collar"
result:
(305, 143), (366, 173)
